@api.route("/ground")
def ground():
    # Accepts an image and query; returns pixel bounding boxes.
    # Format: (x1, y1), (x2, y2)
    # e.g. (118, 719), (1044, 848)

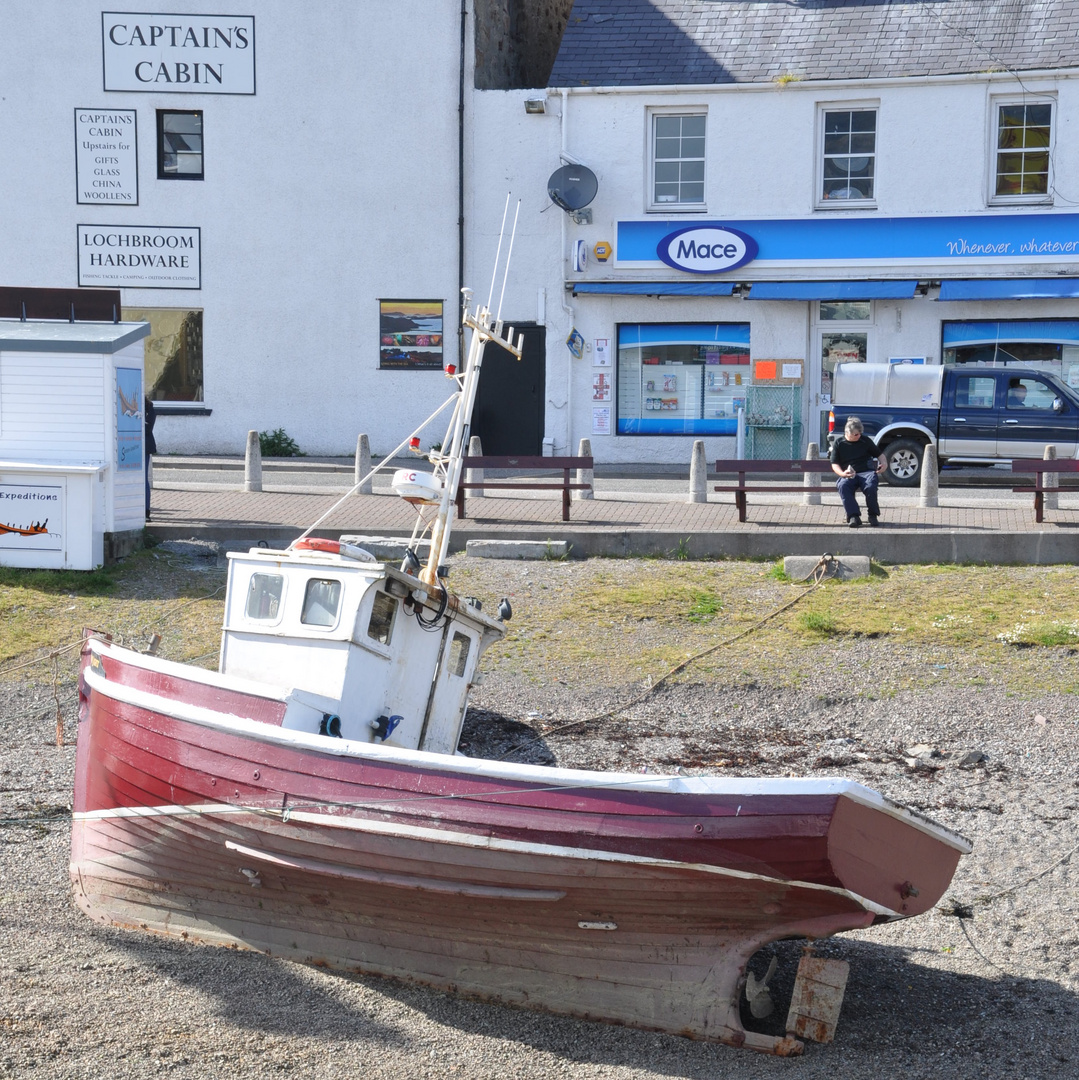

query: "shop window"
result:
(943, 320), (1079, 386)
(819, 106), (876, 205)
(157, 110), (203, 179)
(124, 307), (203, 403)
(301, 578), (342, 628)
(650, 110), (705, 209)
(992, 99), (1052, 202)
(616, 323), (750, 435)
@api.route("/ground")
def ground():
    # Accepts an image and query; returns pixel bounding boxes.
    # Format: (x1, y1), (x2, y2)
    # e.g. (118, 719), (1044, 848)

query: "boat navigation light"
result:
(408, 436), (421, 451)
(445, 363), (457, 376)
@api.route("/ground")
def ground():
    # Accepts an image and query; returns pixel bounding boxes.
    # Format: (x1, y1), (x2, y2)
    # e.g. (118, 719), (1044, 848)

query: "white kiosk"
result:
(0, 320), (151, 570)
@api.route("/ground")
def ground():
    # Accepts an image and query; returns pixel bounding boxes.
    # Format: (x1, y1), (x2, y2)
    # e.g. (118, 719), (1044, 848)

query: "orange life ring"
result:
(293, 537), (341, 554)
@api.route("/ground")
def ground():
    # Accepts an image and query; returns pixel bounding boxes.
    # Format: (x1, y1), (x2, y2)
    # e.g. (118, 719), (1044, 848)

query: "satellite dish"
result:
(547, 164), (598, 212)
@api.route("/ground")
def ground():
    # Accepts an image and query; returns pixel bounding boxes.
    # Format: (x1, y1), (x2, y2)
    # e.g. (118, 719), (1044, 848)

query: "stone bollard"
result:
(575, 437), (594, 500)
(244, 430), (263, 492)
(918, 442), (938, 508)
(466, 435), (484, 499)
(355, 433), (373, 494)
(688, 439), (706, 504)
(1043, 444), (1059, 510)
(803, 440), (822, 505)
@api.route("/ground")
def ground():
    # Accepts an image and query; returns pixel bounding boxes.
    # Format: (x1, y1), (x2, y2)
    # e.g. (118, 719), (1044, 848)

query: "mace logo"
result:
(657, 225), (758, 274)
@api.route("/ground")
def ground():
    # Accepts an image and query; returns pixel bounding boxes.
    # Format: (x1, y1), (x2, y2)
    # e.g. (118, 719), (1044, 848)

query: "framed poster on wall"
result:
(379, 300), (443, 370)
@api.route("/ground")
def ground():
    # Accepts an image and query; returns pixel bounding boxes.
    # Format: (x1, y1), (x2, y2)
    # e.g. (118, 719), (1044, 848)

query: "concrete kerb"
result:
(145, 522), (1079, 565)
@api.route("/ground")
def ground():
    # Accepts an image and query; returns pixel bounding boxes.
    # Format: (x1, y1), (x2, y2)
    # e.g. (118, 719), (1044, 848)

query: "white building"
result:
(469, 0), (1079, 463)
(5, 2), (1079, 467)
(0, 1), (570, 459)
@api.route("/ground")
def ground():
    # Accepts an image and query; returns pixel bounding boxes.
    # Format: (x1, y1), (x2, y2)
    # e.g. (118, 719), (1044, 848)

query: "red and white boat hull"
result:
(72, 639), (969, 1053)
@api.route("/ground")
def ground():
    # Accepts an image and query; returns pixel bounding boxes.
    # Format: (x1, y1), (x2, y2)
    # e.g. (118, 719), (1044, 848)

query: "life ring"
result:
(293, 537), (375, 561)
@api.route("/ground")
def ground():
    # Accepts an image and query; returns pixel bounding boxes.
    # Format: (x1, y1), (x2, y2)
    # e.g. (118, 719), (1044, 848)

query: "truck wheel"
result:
(883, 438), (924, 486)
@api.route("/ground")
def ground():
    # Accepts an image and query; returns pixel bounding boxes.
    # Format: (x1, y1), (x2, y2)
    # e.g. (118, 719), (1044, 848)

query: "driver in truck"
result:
(829, 416), (888, 528)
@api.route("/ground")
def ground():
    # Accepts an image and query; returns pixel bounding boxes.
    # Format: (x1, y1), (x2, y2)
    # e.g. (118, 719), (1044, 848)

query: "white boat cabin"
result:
(219, 543), (506, 755)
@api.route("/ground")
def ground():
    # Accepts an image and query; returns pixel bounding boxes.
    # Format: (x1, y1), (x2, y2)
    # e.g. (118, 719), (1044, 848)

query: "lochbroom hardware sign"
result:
(75, 109), (138, 204)
(77, 225), (201, 289)
(102, 12), (255, 94)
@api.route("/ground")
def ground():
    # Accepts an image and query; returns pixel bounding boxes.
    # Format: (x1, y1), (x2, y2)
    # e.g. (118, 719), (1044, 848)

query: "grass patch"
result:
(687, 591), (722, 623)
(796, 610), (840, 636)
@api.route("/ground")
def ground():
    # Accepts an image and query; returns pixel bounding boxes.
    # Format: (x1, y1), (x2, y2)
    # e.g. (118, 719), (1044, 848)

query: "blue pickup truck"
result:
(828, 363), (1079, 486)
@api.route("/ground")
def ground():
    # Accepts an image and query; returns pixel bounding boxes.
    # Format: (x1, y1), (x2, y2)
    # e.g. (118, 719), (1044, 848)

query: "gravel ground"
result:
(1, 557), (1076, 1079)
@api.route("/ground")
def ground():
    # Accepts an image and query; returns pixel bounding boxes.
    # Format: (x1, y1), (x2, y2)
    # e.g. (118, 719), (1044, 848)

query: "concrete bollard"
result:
(355, 433), (373, 494)
(575, 437), (594, 500)
(466, 435), (484, 499)
(244, 430), (263, 492)
(688, 439), (706, 504)
(803, 440), (822, 505)
(1043, 444), (1059, 510)
(918, 442), (938, 508)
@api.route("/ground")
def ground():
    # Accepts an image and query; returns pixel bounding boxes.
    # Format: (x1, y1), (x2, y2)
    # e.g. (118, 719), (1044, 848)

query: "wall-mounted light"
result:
(524, 99), (546, 114)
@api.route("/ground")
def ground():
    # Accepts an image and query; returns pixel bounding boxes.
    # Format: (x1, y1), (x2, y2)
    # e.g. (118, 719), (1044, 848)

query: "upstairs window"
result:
(157, 110), (203, 180)
(993, 99), (1052, 202)
(650, 111), (705, 209)
(819, 107), (876, 205)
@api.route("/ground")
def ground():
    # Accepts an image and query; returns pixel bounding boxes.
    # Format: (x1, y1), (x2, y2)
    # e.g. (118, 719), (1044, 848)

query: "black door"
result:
(470, 323), (545, 455)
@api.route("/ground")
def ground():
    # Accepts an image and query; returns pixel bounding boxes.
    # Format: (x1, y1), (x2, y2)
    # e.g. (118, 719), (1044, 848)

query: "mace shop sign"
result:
(620, 213), (1079, 272)
(75, 109), (138, 204)
(657, 226), (758, 274)
(77, 225), (201, 289)
(102, 12), (255, 94)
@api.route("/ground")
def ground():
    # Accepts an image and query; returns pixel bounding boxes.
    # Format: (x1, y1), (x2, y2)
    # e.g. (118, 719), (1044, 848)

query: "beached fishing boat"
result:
(71, 209), (970, 1054)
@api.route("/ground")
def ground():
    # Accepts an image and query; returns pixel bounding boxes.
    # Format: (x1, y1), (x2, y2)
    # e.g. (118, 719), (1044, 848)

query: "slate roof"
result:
(548, 0), (1079, 86)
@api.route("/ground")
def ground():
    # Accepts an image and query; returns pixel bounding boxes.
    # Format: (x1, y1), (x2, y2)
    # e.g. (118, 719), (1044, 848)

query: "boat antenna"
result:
(487, 193), (511, 314)
(495, 198), (521, 324)
(420, 198), (524, 586)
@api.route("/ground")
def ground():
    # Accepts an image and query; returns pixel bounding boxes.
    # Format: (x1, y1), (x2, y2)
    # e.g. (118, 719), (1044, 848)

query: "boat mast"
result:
(421, 200), (522, 586)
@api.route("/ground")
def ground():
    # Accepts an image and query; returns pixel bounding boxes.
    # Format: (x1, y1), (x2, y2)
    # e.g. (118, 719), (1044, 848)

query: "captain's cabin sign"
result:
(102, 12), (255, 94)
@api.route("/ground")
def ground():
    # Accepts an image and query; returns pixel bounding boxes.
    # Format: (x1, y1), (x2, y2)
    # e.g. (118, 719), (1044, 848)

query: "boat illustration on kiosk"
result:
(71, 202), (970, 1055)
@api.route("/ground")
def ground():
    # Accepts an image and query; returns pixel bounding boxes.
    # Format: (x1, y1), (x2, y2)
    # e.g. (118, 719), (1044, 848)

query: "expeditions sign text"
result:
(102, 12), (255, 94)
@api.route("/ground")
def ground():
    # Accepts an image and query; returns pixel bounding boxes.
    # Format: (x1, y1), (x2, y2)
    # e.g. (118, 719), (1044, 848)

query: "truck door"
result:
(996, 374), (1079, 459)
(939, 371), (998, 457)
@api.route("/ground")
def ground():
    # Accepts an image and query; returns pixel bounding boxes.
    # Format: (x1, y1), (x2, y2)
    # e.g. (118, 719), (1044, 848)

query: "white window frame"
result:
(646, 106), (707, 213)
(988, 93), (1055, 206)
(816, 101), (879, 210)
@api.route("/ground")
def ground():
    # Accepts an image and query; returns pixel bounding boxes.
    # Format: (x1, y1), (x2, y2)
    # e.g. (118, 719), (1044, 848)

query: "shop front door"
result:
(470, 323), (545, 456)
(811, 301), (875, 447)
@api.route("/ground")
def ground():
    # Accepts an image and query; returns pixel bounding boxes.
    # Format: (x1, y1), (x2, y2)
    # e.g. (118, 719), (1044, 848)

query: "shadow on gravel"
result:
(458, 706), (555, 766)
(102, 922), (1077, 1076)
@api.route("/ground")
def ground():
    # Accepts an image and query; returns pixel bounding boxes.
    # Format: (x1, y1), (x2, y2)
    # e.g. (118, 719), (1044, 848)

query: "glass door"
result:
(813, 301), (874, 447)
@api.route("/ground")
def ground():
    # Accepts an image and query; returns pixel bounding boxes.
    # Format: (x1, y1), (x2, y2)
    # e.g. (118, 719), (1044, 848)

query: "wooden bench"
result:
(1010, 458), (1079, 523)
(714, 459), (837, 522)
(455, 455), (593, 522)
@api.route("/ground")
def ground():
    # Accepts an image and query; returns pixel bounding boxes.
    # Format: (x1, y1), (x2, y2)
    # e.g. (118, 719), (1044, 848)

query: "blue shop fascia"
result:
(572, 212), (1079, 442)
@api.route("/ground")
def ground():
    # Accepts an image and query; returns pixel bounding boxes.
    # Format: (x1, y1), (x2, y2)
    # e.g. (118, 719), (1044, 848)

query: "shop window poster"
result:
(379, 300), (444, 370)
(116, 366), (143, 471)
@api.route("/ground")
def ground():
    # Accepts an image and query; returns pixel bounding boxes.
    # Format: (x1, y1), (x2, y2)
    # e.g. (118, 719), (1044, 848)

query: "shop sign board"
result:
(0, 484), (63, 551)
(102, 12), (255, 94)
(75, 109), (138, 205)
(657, 226), (758, 275)
(77, 225), (201, 289)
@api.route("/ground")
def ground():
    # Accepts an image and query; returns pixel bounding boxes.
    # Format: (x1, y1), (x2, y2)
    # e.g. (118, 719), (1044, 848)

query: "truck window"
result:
(954, 375), (995, 409)
(1006, 378), (1055, 411)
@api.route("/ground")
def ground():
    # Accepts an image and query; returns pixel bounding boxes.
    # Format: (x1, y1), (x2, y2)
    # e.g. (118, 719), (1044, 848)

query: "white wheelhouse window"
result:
(818, 104), (877, 208)
(649, 109), (706, 211)
(991, 96), (1053, 204)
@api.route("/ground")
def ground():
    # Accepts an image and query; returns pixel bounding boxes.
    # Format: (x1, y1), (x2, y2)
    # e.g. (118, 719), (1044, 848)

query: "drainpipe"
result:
(559, 86), (573, 457)
(458, 1), (467, 368)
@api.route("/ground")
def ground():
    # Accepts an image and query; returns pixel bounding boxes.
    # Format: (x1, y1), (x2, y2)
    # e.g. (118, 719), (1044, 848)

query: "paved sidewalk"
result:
(148, 461), (1079, 564)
